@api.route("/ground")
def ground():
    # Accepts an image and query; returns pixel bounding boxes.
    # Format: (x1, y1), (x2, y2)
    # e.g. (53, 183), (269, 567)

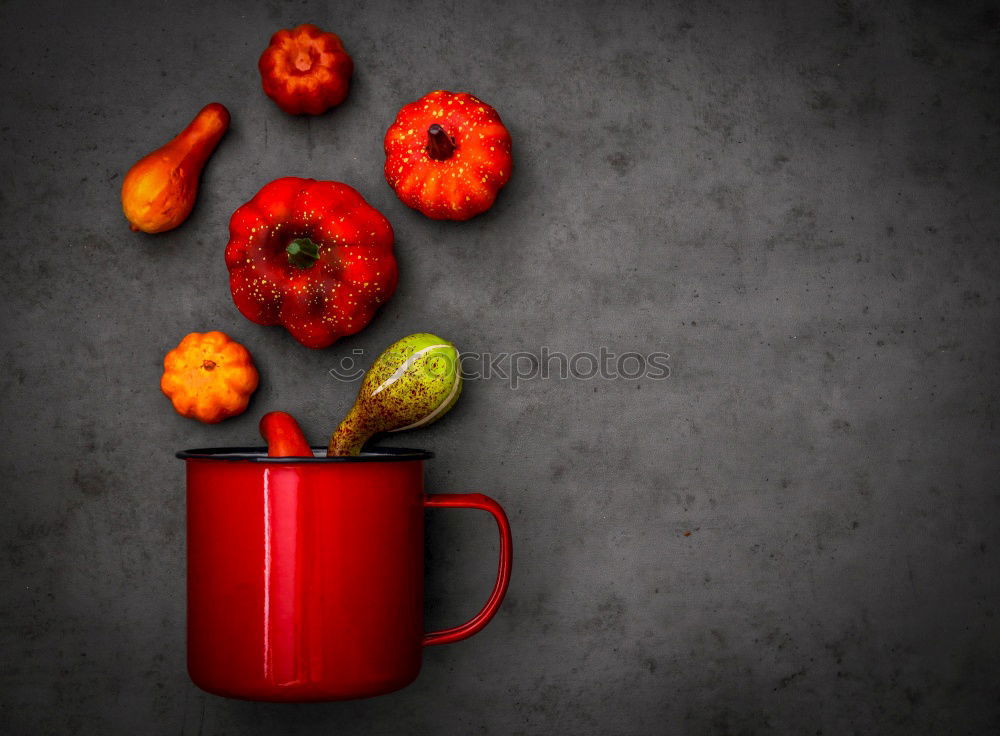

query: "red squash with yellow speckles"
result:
(384, 90), (512, 221)
(225, 177), (397, 349)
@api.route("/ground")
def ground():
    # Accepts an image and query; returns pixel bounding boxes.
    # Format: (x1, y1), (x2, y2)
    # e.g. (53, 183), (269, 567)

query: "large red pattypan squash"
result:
(225, 177), (397, 349)
(384, 90), (513, 221)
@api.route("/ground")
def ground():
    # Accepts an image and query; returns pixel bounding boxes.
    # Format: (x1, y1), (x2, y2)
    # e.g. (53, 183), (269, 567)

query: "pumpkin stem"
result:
(426, 124), (456, 161)
(286, 237), (320, 269)
(293, 49), (313, 73)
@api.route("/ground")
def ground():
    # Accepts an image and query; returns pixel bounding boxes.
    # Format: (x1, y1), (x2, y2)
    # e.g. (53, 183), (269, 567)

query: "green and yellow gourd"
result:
(327, 333), (462, 456)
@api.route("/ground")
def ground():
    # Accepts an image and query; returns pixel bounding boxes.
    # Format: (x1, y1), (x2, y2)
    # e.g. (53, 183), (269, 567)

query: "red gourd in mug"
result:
(260, 411), (312, 456)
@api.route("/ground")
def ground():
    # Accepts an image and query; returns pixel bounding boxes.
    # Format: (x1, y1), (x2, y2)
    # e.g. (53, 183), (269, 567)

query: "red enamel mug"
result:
(178, 447), (512, 701)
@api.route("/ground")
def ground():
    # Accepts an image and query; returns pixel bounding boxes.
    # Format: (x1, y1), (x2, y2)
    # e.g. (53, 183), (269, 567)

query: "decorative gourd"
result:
(258, 24), (353, 115)
(225, 177), (398, 349)
(121, 103), (230, 233)
(384, 90), (512, 220)
(259, 411), (313, 457)
(160, 331), (258, 423)
(328, 333), (462, 456)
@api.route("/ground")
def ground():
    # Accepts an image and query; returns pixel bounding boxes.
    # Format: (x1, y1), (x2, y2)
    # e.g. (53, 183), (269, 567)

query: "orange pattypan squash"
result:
(161, 331), (259, 423)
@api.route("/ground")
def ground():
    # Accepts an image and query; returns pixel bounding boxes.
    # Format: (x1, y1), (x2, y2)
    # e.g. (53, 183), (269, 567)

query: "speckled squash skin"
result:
(328, 333), (462, 455)
(160, 331), (259, 423)
(384, 90), (512, 221)
(225, 177), (398, 349)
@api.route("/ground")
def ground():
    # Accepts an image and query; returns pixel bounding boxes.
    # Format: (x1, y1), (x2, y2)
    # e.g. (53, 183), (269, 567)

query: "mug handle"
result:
(422, 493), (513, 647)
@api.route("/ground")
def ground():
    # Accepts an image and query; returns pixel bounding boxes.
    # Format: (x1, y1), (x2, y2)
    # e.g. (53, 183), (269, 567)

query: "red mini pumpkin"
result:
(384, 90), (512, 221)
(258, 24), (353, 115)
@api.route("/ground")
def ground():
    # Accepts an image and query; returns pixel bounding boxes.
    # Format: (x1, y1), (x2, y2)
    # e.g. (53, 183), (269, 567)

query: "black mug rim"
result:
(176, 446), (434, 463)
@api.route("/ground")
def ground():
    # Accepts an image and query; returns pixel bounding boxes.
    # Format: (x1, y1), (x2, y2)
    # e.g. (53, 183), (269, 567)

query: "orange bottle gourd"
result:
(121, 103), (230, 233)
(160, 331), (259, 423)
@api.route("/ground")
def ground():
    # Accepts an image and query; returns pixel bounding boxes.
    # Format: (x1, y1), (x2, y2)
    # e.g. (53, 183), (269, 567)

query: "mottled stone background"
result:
(2, 0), (998, 733)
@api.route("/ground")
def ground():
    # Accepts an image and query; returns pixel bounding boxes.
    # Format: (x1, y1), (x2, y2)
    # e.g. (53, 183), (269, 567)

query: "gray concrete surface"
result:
(2, 0), (999, 733)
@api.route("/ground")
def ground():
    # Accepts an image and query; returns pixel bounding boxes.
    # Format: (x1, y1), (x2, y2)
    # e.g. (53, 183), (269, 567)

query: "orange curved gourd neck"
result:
(166, 102), (230, 169)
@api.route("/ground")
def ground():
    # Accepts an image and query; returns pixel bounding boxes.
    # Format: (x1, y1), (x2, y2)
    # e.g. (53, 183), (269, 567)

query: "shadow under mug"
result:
(177, 447), (513, 702)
